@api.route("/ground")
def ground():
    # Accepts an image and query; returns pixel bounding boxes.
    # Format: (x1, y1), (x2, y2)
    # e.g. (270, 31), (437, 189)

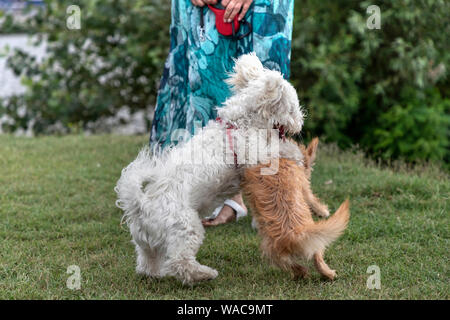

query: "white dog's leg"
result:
(162, 211), (218, 284)
(135, 243), (162, 278)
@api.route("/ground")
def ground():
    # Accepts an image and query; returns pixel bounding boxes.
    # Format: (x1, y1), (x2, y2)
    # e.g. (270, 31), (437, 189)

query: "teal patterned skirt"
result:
(150, 0), (294, 148)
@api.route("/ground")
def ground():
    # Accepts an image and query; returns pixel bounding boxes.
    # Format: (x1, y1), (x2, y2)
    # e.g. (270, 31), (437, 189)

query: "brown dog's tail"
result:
(297, 199), (350, 260)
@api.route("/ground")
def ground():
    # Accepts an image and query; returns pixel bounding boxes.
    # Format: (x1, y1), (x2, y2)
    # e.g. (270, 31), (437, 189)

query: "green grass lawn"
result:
(0, 135), (448, 299)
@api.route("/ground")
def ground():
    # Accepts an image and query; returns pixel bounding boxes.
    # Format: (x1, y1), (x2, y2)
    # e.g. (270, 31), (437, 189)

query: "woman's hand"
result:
(192, 0), (218, 7)
(191, 0), (206, 7)
(222, 0), (253, 22)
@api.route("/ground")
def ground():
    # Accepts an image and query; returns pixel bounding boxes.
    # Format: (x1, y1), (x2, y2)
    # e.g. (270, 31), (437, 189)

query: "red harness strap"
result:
(216, 117), (238, 167)
(275, 124), (286, 142)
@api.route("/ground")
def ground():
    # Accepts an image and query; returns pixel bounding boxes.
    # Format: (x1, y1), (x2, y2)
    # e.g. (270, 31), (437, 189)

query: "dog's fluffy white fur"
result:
(115, 53), (305, 284)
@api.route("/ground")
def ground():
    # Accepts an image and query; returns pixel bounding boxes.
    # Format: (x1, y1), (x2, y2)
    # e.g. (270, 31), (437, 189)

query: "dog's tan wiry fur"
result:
(241, 138), (350, 280)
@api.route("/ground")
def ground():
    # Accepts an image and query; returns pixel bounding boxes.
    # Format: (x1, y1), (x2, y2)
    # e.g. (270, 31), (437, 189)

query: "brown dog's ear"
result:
(298, 142), (306, 155)
(304, 137), (319, 179)
(306, 137), (319, 166)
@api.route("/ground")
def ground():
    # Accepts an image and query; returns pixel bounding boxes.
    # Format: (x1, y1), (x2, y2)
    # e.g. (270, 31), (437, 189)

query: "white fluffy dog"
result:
(115, 53), (305, 284)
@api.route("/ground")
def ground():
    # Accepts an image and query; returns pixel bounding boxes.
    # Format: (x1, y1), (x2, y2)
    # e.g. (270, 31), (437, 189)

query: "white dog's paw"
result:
(183, 265), (219, 284)
(195, 265), (219, 282)
(136, 264), (159, 278)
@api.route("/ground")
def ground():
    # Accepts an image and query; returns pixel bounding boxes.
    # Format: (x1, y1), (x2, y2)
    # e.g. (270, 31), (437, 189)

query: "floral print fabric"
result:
(150, 0), (294, 148)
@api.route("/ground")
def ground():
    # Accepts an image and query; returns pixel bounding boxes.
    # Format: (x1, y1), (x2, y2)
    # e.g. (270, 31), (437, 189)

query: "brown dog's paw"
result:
(322, 269), (336, 281)
(292, 265), (309, 280)
(315, 207), (330, 218)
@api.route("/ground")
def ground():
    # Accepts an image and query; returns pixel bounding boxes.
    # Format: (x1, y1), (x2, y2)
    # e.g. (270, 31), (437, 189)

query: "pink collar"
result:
(215, 117), (286, 168)
(216, 117), (286, 141)
(216, 117), (238, 168)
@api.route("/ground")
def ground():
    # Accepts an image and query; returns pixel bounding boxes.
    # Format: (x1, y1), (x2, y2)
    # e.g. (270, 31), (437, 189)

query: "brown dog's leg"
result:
(303, 185), (330, 217)
(292, 264), (309, 279)
(300, 138), (329, 217)
(313, 251), (336, 280)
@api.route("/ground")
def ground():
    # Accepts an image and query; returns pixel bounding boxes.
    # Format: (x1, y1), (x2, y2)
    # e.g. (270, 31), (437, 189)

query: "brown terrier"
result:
(241, 138), (350, 280)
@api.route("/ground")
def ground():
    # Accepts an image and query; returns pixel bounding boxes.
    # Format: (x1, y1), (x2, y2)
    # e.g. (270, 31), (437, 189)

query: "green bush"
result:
(0, 0), (170, 133)
(291, 0), (449, 163)
(0, 0), (449, 164)
(369, 88), (449, 162)
(0, 11), (25, 34)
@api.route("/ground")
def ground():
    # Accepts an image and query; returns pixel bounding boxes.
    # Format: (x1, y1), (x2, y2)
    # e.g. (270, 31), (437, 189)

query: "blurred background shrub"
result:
(0, 0), (170, 133)
(0, 0), (448, 165)
(290, 0), (449, 165)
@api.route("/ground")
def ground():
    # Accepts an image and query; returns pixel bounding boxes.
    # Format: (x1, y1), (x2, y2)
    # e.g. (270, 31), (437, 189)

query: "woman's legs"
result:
(202, 193), (247, 226)
(201, 2), (294, 227)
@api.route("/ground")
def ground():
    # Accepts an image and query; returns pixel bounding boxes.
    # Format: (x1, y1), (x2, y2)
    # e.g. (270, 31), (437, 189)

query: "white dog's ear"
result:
(260, 71), (284, 118)
(264, 72), (284, 101)
(226, 52), (264, 90)
(259, 71), (304, 133)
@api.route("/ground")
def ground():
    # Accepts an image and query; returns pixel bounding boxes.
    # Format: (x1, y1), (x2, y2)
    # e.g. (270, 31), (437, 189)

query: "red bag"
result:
(207, 4), (241, 37)
(199, 4), (252, 40)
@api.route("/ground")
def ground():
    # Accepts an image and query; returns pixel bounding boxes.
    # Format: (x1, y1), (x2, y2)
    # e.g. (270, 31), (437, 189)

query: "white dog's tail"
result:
(114, 146), (159, 225)
(298, 200), (350, 260)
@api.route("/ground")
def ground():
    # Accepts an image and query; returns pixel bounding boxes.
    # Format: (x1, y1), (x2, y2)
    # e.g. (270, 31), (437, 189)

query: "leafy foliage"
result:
(291, 0), (450, 163)
(369, 88), (450, 162)
(0, 0), (449, 164)
(1, 0), (170, 132)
